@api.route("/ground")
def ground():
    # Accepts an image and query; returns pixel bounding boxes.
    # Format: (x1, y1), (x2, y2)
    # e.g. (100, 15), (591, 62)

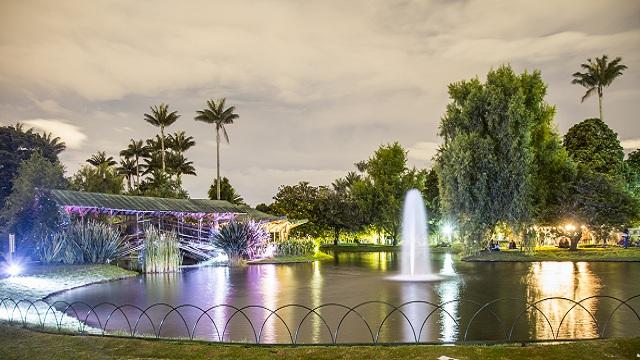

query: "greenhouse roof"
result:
(45, 189), (247, 217)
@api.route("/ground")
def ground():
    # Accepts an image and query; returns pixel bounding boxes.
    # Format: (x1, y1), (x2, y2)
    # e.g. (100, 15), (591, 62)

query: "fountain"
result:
(388, 189), (445, 282)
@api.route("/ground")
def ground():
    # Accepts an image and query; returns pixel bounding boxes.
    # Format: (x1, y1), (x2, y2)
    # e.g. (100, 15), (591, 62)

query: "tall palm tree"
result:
(39, 132), (66, 155)
(143, 103), (180, 172)
(119, 139), (148, 187)
(167, 152), (197, 186)
(572, 55), (627, 122)
(194, 98), (239, 200)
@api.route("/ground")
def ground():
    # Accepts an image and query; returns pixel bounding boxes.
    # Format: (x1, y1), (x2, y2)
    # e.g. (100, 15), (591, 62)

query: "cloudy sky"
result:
(1, 0), (639, 205)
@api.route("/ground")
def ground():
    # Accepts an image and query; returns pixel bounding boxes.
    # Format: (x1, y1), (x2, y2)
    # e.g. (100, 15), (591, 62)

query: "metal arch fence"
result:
(1, 295), (639, 345)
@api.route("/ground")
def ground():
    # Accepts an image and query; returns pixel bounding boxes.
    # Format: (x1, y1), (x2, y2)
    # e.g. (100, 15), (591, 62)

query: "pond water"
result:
(51, 252), (640, 344)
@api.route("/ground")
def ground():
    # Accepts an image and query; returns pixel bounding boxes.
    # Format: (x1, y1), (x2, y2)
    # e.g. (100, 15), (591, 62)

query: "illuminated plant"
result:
(210, 220), (268, 266)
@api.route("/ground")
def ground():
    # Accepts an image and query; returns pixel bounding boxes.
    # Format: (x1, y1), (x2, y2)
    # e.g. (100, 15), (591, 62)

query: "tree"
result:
(564, 118), (625, 178)
(166, 153), (196, 186)
(137, 169), (188, 199)
(572, 55), (627, 122)
(144, 103), (180, 172)
(0, 123), (66, 206)
(70, 165), (124, 194)
(195, 98), (238, 200)
(315, 182), (363, 245)
(86, 151), (117, 168)
(563, 118), (637, 242)
(352, 142), (425, 245)
(0, 152), (67, 252)
(255, 203), (272, 213)
(167, 131), (195, 154)
(626, 149), (640, 197)
(437, 66), (542, 254)
(423, 168), (441, 228)
(208, 177), (245, 205)
(117, 158), (137, 192)
(271, 181), (323, 236)
(119, 139), (148, 187)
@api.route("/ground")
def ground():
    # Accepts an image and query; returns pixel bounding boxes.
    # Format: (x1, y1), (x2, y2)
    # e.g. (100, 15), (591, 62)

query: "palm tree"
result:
(143, 103), (180, 172)
(39, 132), (66, 155)
(119, 139), (148, 187)
(167, 152), (196, 186)
(572, 55), (627, 122)
(194, 98), (239, 200)
(117, 158), (137, 191)
(167, 131), (196, 154)
(86, 151), (117, 167)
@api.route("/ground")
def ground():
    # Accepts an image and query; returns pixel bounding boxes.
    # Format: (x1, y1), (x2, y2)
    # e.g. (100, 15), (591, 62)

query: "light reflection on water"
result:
(51, 252), (639, 343)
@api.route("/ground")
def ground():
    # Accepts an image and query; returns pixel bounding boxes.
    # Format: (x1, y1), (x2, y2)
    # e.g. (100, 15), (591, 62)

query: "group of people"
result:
(486, 239), (517, 252)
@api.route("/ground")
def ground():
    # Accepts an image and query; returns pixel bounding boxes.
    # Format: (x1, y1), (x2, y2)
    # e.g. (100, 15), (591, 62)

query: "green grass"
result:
(464, 247), (640, 262)
(321, 244), (463, 254)
(1, 325), (638, 360)
(248, 251), (334, 264)
(0, 264), (138, 301)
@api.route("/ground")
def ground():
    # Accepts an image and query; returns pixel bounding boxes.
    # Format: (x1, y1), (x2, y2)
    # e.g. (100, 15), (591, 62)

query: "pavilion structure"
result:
(41, 189), (304, 260)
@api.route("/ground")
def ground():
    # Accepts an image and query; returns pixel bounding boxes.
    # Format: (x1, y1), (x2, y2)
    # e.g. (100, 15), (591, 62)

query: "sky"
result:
(1, 0), (639, 206)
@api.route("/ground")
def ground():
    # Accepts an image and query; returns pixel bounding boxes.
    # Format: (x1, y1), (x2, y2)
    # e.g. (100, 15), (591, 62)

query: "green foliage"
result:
(70, 165), (124, 194)
(144, 103), (181, 173)
(37, 220), (125, 264)
(143, 226), (181, 273)
(271, 181), (324, 236)
(423, 168), (441, 228)
(208, 177), (245, 205)
(315, 180), (365, 245)
(275, 239), (316, 256)
(210, 220), (269, 266)
(625, 149), (640, 197)
(352, 142), (425, 245)
(0, 123), (65, 207)
(437, 66), (546, 254)
(564, 118), (625, 178)
(0, 152), (67, 251)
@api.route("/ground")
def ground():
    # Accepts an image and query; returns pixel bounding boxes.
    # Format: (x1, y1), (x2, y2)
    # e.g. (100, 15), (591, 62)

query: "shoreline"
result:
(463, 248), (640, 263)
(248, 251), (333, 264)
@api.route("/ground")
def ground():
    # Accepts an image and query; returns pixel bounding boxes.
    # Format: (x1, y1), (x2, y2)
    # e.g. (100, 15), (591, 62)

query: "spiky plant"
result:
(143, 226), (181, 273)
(210, 220), (269, 266)
(57, 220), (125, 264)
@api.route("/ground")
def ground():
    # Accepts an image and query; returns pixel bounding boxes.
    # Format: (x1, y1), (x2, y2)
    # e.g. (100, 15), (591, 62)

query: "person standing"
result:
(622, 228), (630, 249)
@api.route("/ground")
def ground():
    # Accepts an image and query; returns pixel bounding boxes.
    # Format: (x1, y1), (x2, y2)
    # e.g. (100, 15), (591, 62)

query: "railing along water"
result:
(1, 295), (639, 345)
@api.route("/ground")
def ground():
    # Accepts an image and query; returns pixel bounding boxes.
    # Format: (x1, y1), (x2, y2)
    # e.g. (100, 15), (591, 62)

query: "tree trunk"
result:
(216, 129), (221, 200)
(135, 155), (140, 188)
(333, 228), (340, 245)
(598, 90), (603, 121)
(160, 126), (166, 172)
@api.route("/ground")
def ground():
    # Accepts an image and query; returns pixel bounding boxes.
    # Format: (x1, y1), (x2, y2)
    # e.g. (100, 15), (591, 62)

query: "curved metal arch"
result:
(189, 306), (221, 341)
(600, 294), (640, 337)
(102, 304), (135, 336)
(218, 304), (259, 343)
(156, 304), (201, 340)
(463, 298), (514, 342)
(369, 300), (426, 343)
(22, 299), (52, 327)
(291, 304), (336, 344)
(331, 302), (376, 344)
(417, 299), (473, 341)
(249, 305), (295, 344)
(0, 298), (20, 325)
(507, 300), (556, 341)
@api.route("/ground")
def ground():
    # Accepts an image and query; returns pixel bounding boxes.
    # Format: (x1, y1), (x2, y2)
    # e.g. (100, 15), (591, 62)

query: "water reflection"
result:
(524, 262), (601, 339)
(50, 253), (638, 343)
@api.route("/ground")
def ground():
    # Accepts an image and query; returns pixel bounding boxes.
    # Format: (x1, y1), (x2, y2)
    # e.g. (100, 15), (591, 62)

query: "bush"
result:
(275, 239), (316, 256)
(37, 220), (125, 264)
(143, 226), (181, 273)
(210, 220), (269, 266)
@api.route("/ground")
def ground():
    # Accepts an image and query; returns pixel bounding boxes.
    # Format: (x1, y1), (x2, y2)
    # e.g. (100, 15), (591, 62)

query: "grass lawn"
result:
(0, 264), (138, 301)
(464, 247), (640, 262)
(1, 325), (638, 360)
(248, 251), (333, 264)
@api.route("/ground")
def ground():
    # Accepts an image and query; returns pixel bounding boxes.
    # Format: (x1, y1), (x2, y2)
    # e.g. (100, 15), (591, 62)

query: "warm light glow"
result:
(441, 223), (454, 237)
(564, 223), (576, 232)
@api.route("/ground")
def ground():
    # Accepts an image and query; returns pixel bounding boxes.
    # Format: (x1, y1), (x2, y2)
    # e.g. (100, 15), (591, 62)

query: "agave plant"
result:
(43, 220), (125, 264)
(210, 220), (269, 266)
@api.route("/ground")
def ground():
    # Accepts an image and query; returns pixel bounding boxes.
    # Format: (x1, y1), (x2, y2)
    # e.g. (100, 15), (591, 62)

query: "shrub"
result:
(143, 226), (181, 273)
(37, 220), (125, 264)
(210, 220), (269, 266)
(275, 239), (316, 256)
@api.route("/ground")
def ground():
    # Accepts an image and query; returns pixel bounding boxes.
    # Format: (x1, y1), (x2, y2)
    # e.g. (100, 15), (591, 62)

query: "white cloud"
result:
(407, 141), (441, 162)
(621, 138), (640, 150)
(22, 119), (87, 149)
